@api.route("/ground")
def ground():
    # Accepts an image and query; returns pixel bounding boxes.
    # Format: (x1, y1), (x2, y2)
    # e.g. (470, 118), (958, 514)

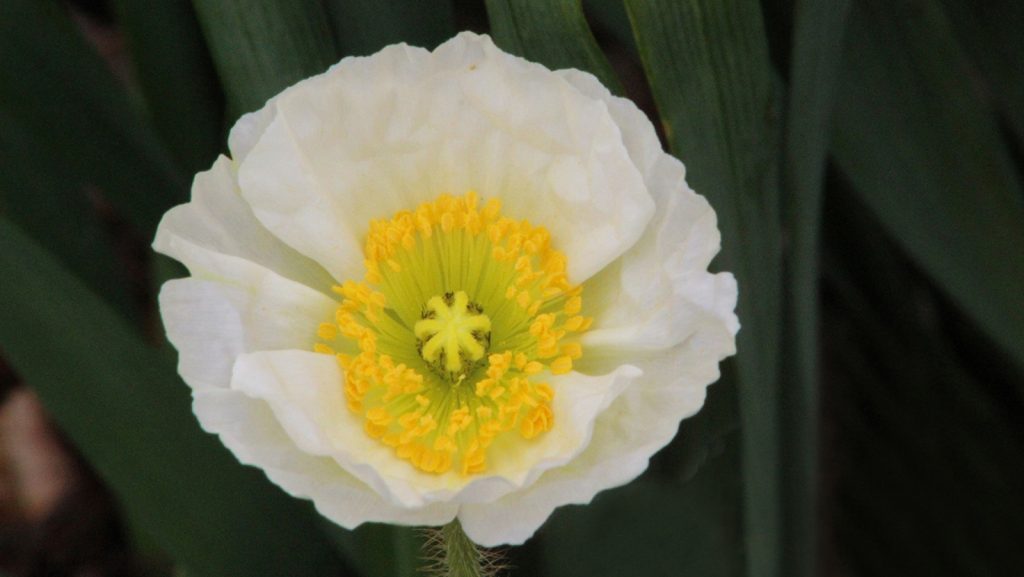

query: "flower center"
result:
(314, 192), (591, 476)
(414, 291), (491, 381)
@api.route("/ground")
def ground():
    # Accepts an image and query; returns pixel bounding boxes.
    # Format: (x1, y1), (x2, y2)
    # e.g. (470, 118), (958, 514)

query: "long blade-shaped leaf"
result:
(935, 0), (1024, 146)
(327, 523), (424, 577)
(822, 187), (1024, 575)
(0, 216), (349, 577)
(0, 0), (186, 239)
(191, 0), (339, 118)
(583, 0), (638, 55)
(326, 0), (456, 56)
(779, 0), (850, 575)
(831, 0), (1024, 372)
(485, 0), (622, 94)
(624, 2), (784, 576)
(113, 0), (225, 174)
(0, 113), (133, 319)
(541, 443), (745, 577)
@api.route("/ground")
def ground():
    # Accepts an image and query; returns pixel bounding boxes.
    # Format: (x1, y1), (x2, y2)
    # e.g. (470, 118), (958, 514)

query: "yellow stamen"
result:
(313, 192), (590, 476)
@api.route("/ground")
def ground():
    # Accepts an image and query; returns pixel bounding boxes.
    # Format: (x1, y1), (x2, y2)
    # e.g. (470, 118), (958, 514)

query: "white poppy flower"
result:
(154, 32), (738, 547)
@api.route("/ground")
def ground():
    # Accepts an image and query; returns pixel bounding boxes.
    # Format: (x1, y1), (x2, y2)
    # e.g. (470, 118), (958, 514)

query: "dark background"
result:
(1, 1), (1022, 576)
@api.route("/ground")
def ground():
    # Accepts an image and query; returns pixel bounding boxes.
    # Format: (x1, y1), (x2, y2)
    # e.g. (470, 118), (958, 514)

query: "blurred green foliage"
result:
(0, 0), (1021, 576)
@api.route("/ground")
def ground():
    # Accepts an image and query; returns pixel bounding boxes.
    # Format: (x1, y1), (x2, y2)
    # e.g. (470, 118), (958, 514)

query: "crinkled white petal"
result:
(560, 69), (740, 359)
(160, 264), (455, 527)
(192, 388), (458, 527)
(233, 32), (654, 284)
(153, 156), (335, 293)
(458, 335), (726, 547)
(230, 350), (639, 509)
(158, 267), (336, 391)
(454, 366), (638, 504)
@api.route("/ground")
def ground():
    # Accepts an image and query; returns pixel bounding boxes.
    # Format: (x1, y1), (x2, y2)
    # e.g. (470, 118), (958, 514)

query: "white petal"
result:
(153, 156), (335, 292)
(235, 32), (653, 284)
(229, 350), (465, 508)
(192, 388), (457, 527)
(557, 69), (665, 180)
(458, 339), (724, 547)
(158, 264), (337, 391)
(582, 215), (739, 361)
(452, 365), (639, 504)
(558, 69), (739, 359)
(230, 350), (638, 511)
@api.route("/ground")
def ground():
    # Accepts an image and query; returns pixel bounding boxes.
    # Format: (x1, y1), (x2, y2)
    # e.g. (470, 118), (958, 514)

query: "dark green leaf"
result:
(0, 216), (348, 577)
(0, 112), (133, 319)
(485, 0), (622, 94)
(191, 0), (339, 118)
(0, 0), (186, 240)
(327, 523), (423, 577)
(821, 187), (1024, 575)
(624, 2), (784, 576)
(327, 0), (456, 56)
(113, 0), (225, 174)
(540, 437), (745, 577)
(935, 0), (1024, 146)
(831, 0), (1024, 372)
(779, 0), (849, 575)
(583, 0), (638, 55)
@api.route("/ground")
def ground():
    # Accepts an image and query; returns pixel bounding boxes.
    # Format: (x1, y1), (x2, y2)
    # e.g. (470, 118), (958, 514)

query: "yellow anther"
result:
(564, 315), (585, 332)
(550, 356), (573, 375)
(475, 378), (495, 397)
(535, 383), (554, 402)
(434, 436), (457, 453)
(512, 352), (526, 369)
(524, 361), (544, 375)
(516, 291), (532, 309)
(317, 323), (339, 340)
(488, 352), (508, 369)
(462, 443), (487, 475)
(561, 342), (583, 360)
(367, 407), (392, 425)
(441, 212), (455, 232)
(482, 198), (501, 220)
(397, 443), (416, 460)
(530, 314), (555, 336)
(365, 421), (387, 439)
(564, 295), (582, 315)
(398, 412), (420, 429)
(521, 405), (553, 439)
(313, 192), (593, 477)
(538, 336), (559, 358)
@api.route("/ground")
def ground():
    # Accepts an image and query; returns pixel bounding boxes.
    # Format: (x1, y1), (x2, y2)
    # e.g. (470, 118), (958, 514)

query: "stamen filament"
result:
(315, 192), (590, 475)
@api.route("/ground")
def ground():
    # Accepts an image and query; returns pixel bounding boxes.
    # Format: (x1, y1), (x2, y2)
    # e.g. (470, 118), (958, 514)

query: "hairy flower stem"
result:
(438, 520), (486, 577)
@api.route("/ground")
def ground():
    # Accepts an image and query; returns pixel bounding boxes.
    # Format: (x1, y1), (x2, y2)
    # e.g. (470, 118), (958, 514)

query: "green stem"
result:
(438, 520), (486, 577)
